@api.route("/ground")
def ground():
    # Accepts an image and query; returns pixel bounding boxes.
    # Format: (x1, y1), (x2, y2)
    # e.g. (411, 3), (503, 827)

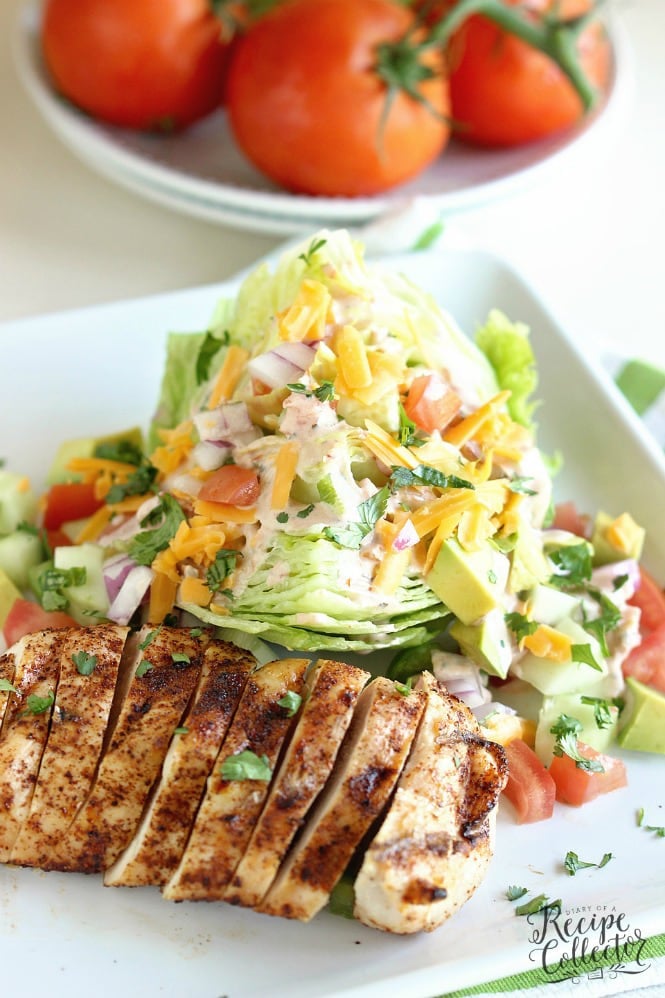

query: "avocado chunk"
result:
(0, 471), (38, 534)
(0, 566), (21, 630)
(425, 537), (510, 625)
(508, 524), (550, 594)
(47, 427), (144, 484)
(450, 608), (512, 679)
(591, 511), (645, 566)
(617, 676), (665, 755)
(527, 583), (581, 626)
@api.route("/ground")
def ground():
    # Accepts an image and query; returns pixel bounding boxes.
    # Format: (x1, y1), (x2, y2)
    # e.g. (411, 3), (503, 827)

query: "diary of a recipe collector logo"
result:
(524, 899), (651, 985)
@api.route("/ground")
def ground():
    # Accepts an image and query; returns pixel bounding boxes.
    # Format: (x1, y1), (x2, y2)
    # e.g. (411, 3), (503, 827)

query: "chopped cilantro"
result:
(570, 643), (603, 671)
(24, 690), (55, 716)
(72, 651), (97, 676)
(220, 749), (272, 782)
(515, 894), (561, 917)
(139, 627), (161, 651)
(276, 511), (289, 524)
(548, 542), (592, 588)
(505, 885), (528, 901)
(636, 807), (665, 837)
(190, 627), (203, 637)
(174, 726), (189, 735)
(94, 439), (143, 465)
(579, 695), (617, 729)
(582, 590), (622, 656)
(296, 504), (315, 519)
(612, 573), (630, 591)
(505, 612), (538, 642)
(129, 494), (185, 566)
(135, 660), (154, 678)
(508, 477), (537, 496)
(397, 403), (421, 448)
(389, 464), (474, 492)
(171, 652), (191, 665)
(0, 678), (18, 694)
(564, 850), (613, 876)
(105, 461), (158, 505)
(393, 678), (413, 696)
(298, 237), (327, 265)
(551, 727), (605, 774)
(286, 380), (336, 403)
(206, 548), (239, 593)
(323, 487), (389, 550)
(38, 564), (87, 612)
(277, 690), (302, 717)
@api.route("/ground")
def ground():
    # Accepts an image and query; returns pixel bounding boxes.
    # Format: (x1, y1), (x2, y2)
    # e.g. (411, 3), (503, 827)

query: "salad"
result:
(1, 229), (663, 825)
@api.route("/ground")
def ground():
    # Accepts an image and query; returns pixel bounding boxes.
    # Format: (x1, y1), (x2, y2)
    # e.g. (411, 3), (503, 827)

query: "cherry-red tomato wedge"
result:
(43, 482), (105, 530)
(198, 465), (260, 507)
(403, 374), (461, 436)
(622, 621), (665, 695)
(549, 742), (627, 807)
(629, 567), (665, 635)
(502, 738), (556, 823)
(226, 0), (450, 196)
(551, 500), (591, 538)
(3, 598), (77, 646)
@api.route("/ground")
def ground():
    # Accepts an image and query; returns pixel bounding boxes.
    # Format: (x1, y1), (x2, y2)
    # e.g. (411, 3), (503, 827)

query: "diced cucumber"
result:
(527, 584), (582, 626)
(53, 543), (109, 624)
(535, 692), (619, 765)
(516, 617), (606, 695)
(0, 471), (38, 534)
(28, 559), (53, 601)
(0, 529), (44, 590)
(0, 566), (22, 629)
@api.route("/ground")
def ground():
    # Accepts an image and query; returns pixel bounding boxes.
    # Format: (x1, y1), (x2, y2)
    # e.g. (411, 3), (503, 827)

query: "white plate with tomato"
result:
(14, 0), (630, 234)
(0, 239), (664, 997)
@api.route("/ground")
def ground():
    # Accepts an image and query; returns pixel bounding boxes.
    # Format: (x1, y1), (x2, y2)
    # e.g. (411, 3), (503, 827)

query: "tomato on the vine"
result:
(42, 0), (231, 131)
(445, 0), (611, 147)
(225, 0), (450, 197)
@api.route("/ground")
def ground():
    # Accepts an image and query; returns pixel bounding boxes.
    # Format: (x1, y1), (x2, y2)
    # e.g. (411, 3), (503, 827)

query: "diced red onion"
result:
(193, 440), (231, 472)
(103, 554), (136, 603)
(433, 653), (491, 710)
(591, 559), (639, 599)
(473, 701), (517, 722)
(248, 342), (316, 390)
(194, 402), (255, 443)
(272, 342), (317, 370)
(107, 565), (154, 625)
(392, 518), (419, 551)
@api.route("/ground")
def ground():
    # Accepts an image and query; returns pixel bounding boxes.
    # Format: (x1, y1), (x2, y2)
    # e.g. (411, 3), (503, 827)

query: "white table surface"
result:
(2, 0), (664, 376)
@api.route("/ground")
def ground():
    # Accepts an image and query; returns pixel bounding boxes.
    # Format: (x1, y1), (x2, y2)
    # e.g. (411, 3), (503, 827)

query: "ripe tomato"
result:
(3, 598), (77, 646)
(198, 465), (260, 506)
(446, 0), (612, 147)
(502, 738), (556, 823)
(622, 621), (665, 694)
(551, 500), (591, 538)
(42, 0), (230, 131)
(629, 567), (665, 635)
(549, 742), (627, 807)
(403, 374), (461, 436)
(43, 482), (105, 530)
(226, 0), (450, 196)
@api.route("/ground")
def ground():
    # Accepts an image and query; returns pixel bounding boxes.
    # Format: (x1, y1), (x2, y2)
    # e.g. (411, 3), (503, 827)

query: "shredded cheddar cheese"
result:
(150, 421), (194, 476)
(278, 279), (331, 342)
(271, 441), (300, 509)
(522, 624), (572, 662)
(209, 346), (250, 407)
(364, 420), (419, 471)
(444, 390), (512, 448)
(334, 326), (372, 390)
(193, 499), (258, 524)
(148, 572), (178, 623)
(179, 576), (212, 607)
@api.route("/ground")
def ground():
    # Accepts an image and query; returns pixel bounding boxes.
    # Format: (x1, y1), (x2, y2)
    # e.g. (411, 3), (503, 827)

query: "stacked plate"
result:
(14, 1), (628, 234)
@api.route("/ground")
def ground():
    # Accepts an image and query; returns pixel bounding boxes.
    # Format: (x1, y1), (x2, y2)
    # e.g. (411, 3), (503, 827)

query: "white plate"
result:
(1, 247), (664, 997)
(14, 1), (630, 234)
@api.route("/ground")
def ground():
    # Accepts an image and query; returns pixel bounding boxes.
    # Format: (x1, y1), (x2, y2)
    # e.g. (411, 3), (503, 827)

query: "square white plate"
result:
(1, 247), (664, 997)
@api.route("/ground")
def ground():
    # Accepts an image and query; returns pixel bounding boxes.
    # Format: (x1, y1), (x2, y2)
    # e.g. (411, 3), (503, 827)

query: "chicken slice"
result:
(0, 629), (64, 862)
(353, 672), (508, 934)
(104, 639), (256, 887)
(10, 624), (130, 869)
(259, 676), (426, 923)
(0, 646), (18, 731)
(224, 658), (370, 909)
(163, 656), (309, 902)
(52, 625), (206, 873)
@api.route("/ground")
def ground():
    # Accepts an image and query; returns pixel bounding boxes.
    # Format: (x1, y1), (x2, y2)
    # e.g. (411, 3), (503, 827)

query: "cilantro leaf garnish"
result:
(393, 678), (413, 696)
(564, 850), (613, 876)
(581, 590), (622, 656)
(551, 727), (605, 774)
(94, 439), (143, 465)
(505, 612), (538, 642)
(579, 695), (617, 730)
(505, 885), (528, 901)
(135, 660), (154, 678)
(389, 464), (474, 492)
(508, 477), (537, 496)
(612, 573), (629, 591)
(570, 643), (603, 671)
(276, 511), (289, 524)
(323, 487), (390, 550)
(277, 690), (302, 717)
(515, 894), (561, 917)
(548, 542), (592, 588)
(220, 749), (272, 782)
(139, 627), (161, 651)
(195, 330), (228, 385)
(206, 548), (240, 593)
(72, 651), (97, 676)
(129, 494), (186, 566)
(24, 690), (55, 716)
(0, 678), (18, 694)
(105, 461), (158, 505)
(397, 403), (421, 448)
(549, 713), (582, 741)
(38, 565), (87, 612)
(296, 503), (315, 519)
(174, 726), (189, 735)
(298, 237), (327, 266)
(636, 807), (665, 837)
(171, 652), (191, 666)
(287, 381), (336, 402)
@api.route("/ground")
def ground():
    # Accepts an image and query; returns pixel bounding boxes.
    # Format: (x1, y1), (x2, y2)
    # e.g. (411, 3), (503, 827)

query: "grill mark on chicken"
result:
(259, 677), (426, 923)
(352, 673), (507, 934)
(105, 640), (255, 887)
(51, 626), (206, 873)
(223, 658), (369, 909)
(10, 624), (129, 870)
(0, 630), (64, 862)
(163, 657), (309, 902)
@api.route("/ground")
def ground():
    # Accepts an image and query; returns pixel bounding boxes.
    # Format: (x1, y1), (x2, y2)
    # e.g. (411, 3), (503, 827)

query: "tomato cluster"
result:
(41, 0), (611, 197)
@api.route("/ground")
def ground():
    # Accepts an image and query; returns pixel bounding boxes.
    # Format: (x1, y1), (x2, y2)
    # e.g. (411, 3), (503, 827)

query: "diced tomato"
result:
(549, 742), (627, 807)
(622, 620), (665, 694)
(551, 501), (591, 538)
(403, 374), (461, 436)
(3, 598), (77, 646)
(629, 567), (665, 635)
(43, 482), (104, 529)
(46, 528), (74, 551)
(502, 738), (556, 823)
(198, 465), (260, 507)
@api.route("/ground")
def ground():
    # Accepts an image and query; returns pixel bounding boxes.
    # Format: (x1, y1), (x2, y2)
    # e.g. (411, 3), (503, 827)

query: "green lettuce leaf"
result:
(475, 309), (538, 428)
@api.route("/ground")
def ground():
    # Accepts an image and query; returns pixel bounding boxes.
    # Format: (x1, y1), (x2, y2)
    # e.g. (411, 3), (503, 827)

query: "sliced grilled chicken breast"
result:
(259, 676), (426, 923)
(10, 625), (129, 869)
(53, 625), (206, 873)
(163, 657), (309, 902)
(353, 672), (508, 934)
(105, 639), (256, 887)
(0, 647), (18, 731)
(224, 658), (370, 909)
(0, 629), (64, 862)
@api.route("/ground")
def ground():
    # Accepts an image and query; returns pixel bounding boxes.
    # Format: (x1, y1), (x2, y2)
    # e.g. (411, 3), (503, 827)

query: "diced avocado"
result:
(508, 525), (550, 594)
(425, 537), (510, 625)
(535, 692), (619, 765)
(591, 510), (645, 566)
(53, 543), (109, 624)
(0, 566), (22, 629)
(527, 584), (581, 626)
(46, 427), (144, 485)
(0, 471), (38, 534)
(450, 608), (512, 679)
(617, 676), (665, 755)
(0, 528), (44, 591)
(516, 617), (606, 696)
